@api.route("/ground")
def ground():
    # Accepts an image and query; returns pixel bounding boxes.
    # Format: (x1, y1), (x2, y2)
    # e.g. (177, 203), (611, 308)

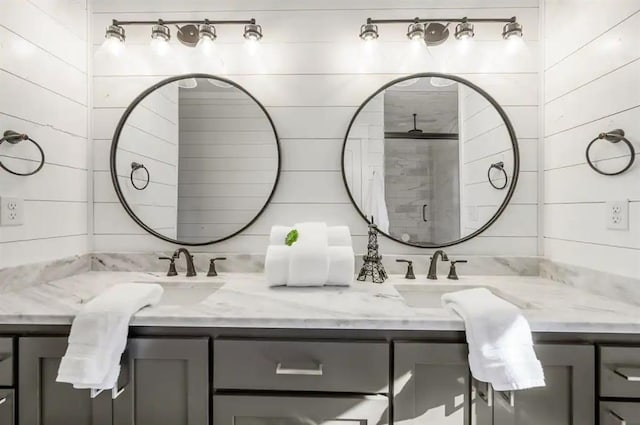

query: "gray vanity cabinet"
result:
(394, 343), (595, 425)
(112, 338), (209, 425)
(19, 337), (113, 425)
(394, 342), (473, 424)
(213, 394), (389, 425)
(18, 337), (209, 425)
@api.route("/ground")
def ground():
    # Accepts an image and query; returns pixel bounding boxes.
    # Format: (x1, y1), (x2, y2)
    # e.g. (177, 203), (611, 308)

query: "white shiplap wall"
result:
(0, 0), (89, 268)
(543, 0), (640, 278)
(91, 0), (540, 256)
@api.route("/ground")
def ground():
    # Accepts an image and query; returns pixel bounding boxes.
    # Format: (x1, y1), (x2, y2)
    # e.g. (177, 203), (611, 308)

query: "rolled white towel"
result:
(269, 225), (291, 246)
(265, 245), (290, 287)
(328, 226), (352, 247)
(288, 222), (329, 286)
(326, 246), (355, 286)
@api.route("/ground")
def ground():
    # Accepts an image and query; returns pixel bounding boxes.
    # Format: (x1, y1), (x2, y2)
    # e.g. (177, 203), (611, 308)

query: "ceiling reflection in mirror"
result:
(343, 74), (519, 247)
(111, 75), (279, 245)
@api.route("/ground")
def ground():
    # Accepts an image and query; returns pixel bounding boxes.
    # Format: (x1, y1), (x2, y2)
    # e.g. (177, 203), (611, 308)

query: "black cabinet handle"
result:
(422, 204), (428, 222)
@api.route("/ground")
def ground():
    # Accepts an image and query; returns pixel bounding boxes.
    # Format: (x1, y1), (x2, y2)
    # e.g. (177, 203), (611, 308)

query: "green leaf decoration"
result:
(285, 229), (299, 246)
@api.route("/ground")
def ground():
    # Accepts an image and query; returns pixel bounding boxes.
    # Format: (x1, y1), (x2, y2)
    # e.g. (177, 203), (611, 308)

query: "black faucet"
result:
(427, 250), (449, 280)
(173, 248), (197, 277)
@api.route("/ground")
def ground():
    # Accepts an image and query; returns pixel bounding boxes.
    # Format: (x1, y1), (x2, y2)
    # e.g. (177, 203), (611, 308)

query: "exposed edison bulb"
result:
(150, 37), (170, 56)
(103, 36), (125, 56)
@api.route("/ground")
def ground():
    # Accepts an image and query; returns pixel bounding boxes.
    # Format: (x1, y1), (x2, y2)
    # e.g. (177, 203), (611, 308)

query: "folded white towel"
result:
(328, 226), (352, 246)
(441, 288), (545, 391)
(288, 222), (329, 286)
(57, 283), (163, 390)
(327, 246), (355, 286)
(270, 225), (352, 247)
(265, 245), (290, 287)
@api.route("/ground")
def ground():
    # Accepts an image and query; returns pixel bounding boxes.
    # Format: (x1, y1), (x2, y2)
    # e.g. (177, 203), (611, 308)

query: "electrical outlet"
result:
(0, 197), (24, 226)
(606, 200), (629, 230)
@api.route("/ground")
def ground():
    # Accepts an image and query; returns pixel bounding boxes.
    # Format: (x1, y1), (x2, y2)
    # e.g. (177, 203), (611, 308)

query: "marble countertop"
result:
(0, 272), (638, 333)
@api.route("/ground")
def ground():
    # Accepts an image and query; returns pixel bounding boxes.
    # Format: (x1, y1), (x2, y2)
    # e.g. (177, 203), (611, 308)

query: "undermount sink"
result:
(133, 281), (225, 306)
(394, 283), (535, 310)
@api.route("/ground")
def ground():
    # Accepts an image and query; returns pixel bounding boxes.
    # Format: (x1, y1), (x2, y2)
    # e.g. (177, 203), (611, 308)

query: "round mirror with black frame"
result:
(110, 73), (281, 246)
(342, 72), (520, 248)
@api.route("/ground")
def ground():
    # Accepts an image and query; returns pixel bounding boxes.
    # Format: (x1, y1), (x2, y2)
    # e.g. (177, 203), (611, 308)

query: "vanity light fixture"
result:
(103, 18), (262, 55)
(454, 20), (475, 40)
(359, 22), (379, 41)
(359, 16), (521, 44)
(406, 21), (425, 41)
(243, 23), (263, 41)
(502, 21), (523, 39)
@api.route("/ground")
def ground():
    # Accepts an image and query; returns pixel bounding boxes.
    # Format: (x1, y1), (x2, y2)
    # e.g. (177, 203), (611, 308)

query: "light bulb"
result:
(150, 37), (170, 56)
(197, 36), (215, 55)
(103, 36), (125, 56)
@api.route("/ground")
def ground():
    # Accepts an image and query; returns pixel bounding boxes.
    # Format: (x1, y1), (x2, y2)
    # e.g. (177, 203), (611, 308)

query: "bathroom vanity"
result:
(1, 272), (639, 425)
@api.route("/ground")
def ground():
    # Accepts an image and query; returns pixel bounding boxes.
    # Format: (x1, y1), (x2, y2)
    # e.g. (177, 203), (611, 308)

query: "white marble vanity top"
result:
(0, 272), (638, 334)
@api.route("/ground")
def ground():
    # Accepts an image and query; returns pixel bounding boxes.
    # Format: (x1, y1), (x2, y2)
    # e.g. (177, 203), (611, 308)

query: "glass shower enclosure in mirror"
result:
(342, 73), (519, 248)
(110, 74), (280, 245)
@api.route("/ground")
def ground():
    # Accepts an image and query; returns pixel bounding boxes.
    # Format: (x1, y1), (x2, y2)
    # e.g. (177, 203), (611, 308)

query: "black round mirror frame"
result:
(110, 73), (282, 246)
(341, 72), (520, 248)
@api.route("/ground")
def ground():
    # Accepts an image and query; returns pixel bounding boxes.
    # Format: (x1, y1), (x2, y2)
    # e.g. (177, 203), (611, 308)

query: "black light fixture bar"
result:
(365, 16), (516, 25)
(112, 18), (256, 26)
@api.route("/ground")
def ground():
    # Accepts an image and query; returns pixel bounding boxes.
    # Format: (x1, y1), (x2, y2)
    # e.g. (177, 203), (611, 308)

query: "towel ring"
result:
(586, 129), (635, 176)
(0, 130), (46, 176)
(130, 162), (150, 190)
(488, 161), (508, 190)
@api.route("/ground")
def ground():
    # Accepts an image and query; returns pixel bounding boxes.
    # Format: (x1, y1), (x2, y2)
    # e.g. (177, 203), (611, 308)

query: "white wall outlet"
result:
(606, 200), (629, 230)
(0, 197), (24, 226)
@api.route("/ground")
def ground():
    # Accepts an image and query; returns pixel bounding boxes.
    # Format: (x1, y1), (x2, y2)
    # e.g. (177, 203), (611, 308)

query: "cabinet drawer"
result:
(600, 346), (640, 398)
(0, 389), (15, 425)
(213, 394), (388, 425)
(0, 338), (13, 386)
(214, 339), (388, 393)
(600, 402), (640, 425)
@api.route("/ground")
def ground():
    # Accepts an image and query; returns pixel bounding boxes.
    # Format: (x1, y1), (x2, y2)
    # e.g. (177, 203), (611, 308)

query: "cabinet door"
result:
(19, 337), (113, 425)
(493, 344), (595, 425)
(394, 342), (473, 425)
(112, 338), (209, 425)
(214, 394), (388, 425)
(0, 389), (15, 425)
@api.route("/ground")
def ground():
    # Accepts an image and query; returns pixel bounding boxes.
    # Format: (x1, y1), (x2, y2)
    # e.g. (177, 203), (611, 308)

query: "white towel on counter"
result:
(288, 222), (329, 286)
(57, 283), (163, 390)
(326, 246), (355, 286)
(265, 245), (290, 286)
(270, 225), (353, 247)
(441, 288), (545, 391)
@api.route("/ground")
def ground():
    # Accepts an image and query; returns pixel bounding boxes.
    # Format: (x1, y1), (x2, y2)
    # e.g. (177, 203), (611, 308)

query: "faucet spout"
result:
(173, 248), (197, 277)
(427, 250), (449, 280)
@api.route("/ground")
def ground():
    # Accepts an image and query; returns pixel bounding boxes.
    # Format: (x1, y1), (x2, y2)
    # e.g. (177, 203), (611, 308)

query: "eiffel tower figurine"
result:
(357, 221), (387, 284)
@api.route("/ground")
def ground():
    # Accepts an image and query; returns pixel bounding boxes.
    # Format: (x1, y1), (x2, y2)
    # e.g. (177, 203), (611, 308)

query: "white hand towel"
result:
(441, 288), (545, 391)
(288, 222), (329, 286)
(57, 283), (163, 390)
(265, 245), (290, 287)
(364, 172), (389, 233)
(326, 246), (355, 286)
(269, 225), (292, 246)
(327, 226), (353, 247)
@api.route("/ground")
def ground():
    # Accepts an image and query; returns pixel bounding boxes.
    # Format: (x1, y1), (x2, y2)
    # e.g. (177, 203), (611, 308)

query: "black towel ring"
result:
(130, 162), (150, 190)
(586, 129), (635, 176)
(0, 130), (45, 176)
(488, 161), (508, 190)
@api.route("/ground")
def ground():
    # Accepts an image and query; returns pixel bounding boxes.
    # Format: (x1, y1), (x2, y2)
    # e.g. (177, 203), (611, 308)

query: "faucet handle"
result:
(447, 260), (468, 280)
(158, 256), (178, 277)
(396, 259), (416, 279)
(207, 257), (227, 277)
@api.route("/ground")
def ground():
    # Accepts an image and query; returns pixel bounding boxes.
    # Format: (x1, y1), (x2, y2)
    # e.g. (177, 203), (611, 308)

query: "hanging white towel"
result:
(364, 171), (389, 233)
(441, 288), (545, 391)
(57, 283), (163, 390)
